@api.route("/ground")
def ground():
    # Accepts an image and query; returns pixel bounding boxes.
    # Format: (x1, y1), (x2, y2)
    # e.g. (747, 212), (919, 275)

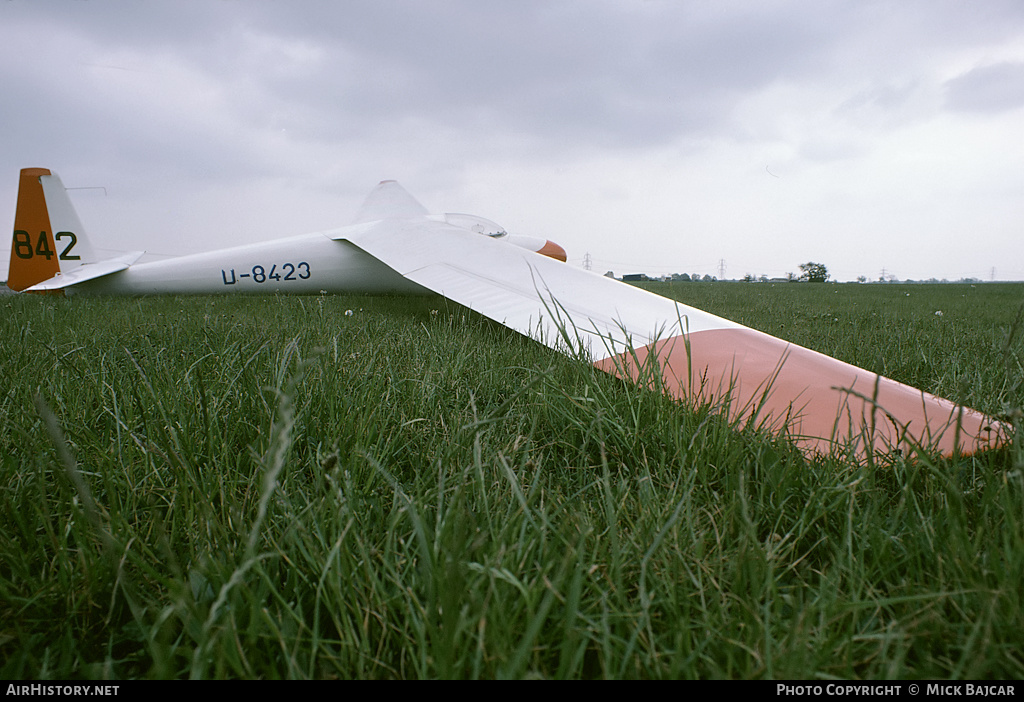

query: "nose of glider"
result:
(506, 233), (568, 262)
(536, 239), (567, 262)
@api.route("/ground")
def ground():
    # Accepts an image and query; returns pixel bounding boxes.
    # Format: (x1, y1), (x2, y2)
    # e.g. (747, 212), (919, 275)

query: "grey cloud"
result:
(1, 0), (237, 53)
(207, 2), (846, 151)
(945, 62), (1024, 113)
(12, 0), (1022, 159)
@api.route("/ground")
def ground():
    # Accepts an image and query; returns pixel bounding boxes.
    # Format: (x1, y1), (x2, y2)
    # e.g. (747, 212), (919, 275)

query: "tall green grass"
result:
(1, 284), (1021, 679)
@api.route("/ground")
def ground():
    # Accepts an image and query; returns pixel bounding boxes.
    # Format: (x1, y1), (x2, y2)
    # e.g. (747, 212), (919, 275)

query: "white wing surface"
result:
(342, 217), (739, 360)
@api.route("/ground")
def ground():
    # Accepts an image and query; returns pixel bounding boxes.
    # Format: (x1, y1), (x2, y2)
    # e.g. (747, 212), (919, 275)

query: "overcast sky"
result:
(3, 0), (1023, 282)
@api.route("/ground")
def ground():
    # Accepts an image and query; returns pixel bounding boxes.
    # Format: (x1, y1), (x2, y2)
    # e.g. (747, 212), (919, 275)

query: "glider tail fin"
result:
(8, 168), (96, 292)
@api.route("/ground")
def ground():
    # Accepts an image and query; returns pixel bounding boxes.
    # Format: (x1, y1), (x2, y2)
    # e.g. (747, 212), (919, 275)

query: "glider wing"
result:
(344, 219), (1008, 458)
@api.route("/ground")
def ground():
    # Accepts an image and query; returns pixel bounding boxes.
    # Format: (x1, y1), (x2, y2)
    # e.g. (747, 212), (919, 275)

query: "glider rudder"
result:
(9, 168), (60, 292)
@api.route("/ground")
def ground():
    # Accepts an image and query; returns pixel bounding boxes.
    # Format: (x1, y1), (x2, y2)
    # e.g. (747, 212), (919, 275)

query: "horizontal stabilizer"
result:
(25, 251), (145, 292)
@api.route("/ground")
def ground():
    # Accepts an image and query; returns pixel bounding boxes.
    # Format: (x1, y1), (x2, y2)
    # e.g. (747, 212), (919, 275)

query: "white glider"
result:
(7, 168), (1008, 458)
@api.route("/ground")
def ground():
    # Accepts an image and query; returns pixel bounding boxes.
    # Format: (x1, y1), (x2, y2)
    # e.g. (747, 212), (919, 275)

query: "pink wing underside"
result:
(593, 327), (1006, 457)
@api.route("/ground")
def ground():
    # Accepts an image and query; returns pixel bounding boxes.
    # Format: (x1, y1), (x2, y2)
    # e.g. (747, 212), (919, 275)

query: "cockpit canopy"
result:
(442, 213), (508, 239)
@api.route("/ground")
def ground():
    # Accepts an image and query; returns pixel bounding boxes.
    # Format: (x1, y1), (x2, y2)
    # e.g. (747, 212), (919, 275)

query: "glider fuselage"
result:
(67, 231), (427, 296)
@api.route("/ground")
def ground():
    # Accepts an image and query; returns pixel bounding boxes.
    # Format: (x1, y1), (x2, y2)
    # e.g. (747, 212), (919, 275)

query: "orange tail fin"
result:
(8, 168), (94, 292)
(9, 168), (60, 291)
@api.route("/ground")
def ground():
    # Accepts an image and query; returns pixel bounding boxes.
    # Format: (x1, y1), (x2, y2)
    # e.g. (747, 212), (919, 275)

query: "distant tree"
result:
(857, 275), (867, 283)
(677, 273), (691, 281)
(798, 262), (829, 283)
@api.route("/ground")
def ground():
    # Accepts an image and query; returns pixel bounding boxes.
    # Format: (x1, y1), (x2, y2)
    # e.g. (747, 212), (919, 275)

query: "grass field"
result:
(1, 282), (1022, 679)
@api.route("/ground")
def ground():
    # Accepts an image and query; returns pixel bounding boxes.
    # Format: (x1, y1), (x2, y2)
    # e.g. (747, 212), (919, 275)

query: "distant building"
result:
(622, 274), (650, 282)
